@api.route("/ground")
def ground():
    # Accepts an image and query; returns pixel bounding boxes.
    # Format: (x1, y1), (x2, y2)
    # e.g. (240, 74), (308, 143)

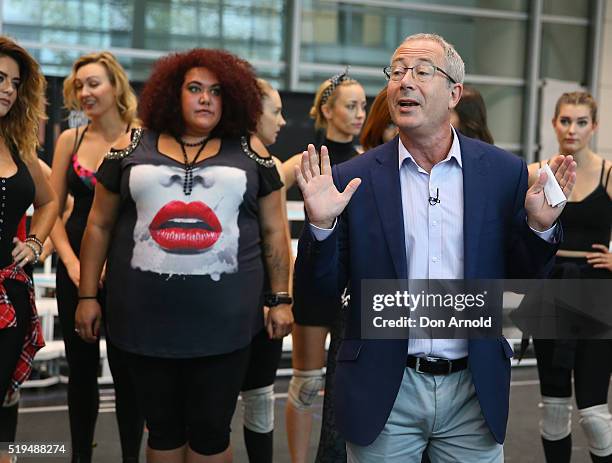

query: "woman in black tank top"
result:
(49, 52), (143, 463)
(284, 70), (367, 463)
(527, 92), (612, 463)
(0, 36), (58, 447)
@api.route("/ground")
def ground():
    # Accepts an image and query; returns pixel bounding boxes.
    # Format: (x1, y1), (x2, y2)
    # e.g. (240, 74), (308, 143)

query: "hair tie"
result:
(320, 66), (351, 107)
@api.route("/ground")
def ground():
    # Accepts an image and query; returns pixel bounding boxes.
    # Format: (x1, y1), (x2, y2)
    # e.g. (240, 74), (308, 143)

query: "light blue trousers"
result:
(347, 368), (503, 463)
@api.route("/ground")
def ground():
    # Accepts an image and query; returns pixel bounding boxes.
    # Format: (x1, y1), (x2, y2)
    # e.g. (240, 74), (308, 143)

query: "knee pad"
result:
(241, 385), (275, 434)
(288, 369), (324, 411)
(579, 404), (612, 457)
(539, 396), (572, 441)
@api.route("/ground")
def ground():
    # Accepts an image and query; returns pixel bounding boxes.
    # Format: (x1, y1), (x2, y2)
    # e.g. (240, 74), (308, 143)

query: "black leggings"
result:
(56, 262), (143, 459)
(242, 328), (283, 392)
(0, 281), (30, 410)
(534, 339), (612, 409)
(121, 345), (251, 456)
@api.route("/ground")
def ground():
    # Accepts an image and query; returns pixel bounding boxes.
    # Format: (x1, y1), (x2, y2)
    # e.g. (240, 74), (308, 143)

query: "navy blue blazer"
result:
(294, 134), (558, 446)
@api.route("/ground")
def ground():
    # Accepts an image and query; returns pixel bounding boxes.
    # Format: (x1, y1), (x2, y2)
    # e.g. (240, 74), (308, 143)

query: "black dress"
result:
(55, 126), (143, 461)
(0, 149), (35, 407)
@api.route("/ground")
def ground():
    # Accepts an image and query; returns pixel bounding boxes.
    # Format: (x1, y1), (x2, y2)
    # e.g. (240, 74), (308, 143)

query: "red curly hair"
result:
(139, 48), (262, 138)
(360, 86), (393, 151)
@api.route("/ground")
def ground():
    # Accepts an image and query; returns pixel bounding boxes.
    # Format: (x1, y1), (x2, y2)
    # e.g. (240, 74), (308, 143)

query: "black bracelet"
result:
(78, 296), (98, 300)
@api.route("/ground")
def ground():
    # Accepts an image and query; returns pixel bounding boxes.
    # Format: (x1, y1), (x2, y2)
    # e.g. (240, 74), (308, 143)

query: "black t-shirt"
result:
(96, 129), (283, 357)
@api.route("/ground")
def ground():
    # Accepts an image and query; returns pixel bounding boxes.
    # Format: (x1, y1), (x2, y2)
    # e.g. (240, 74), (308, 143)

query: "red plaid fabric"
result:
(0, 264), (45, 395)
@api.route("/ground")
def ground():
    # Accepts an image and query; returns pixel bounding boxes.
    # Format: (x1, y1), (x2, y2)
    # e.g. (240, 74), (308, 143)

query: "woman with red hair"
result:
(359, 86), (397, 151)
(75, 49), (292, 463)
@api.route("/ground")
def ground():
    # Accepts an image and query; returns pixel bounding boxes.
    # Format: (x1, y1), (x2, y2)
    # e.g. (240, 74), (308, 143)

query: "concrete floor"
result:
(10, 367), (602, 462)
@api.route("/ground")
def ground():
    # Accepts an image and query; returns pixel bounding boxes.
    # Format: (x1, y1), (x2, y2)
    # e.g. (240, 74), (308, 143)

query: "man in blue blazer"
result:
(293, 33), (577, 462)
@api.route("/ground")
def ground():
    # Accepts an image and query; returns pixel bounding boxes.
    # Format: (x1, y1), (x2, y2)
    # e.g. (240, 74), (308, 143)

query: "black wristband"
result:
(78, 296), (98, 300)
(264, 292), (292, 307)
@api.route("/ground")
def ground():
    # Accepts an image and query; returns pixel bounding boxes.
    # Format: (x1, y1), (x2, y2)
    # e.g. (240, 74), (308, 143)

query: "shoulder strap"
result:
(7, 139), (21, 162)
(105, 128), (144, 160)
(605, 163), (612, 189)
(599, 159), (606, 185)
(72, 125), (88, 155)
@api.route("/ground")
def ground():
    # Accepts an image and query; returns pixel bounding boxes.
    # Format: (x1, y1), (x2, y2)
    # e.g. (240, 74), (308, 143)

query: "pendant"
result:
(183, 166), (193, 195)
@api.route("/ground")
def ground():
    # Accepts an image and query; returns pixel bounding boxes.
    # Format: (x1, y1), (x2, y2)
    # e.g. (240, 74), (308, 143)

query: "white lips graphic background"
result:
(129, 164), (246, 279)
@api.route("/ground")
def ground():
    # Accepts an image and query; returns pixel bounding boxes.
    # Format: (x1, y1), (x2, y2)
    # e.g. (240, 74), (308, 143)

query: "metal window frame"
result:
(293, 0), (600, 159)
(588, 0), (605, 150)
(316, 0), (529, 20)
(297, 62), (526, 87)
(17, 40), (287, 74)
(2, 0), (604, 157)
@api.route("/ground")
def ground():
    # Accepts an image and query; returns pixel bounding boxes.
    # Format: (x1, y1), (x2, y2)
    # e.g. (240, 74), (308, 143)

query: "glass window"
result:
(543, 0), (590, 18)
(341, 0), (528, 12)
(297, 72), (387, 98)
(300, 1), (527, 79)
(468, 84), (524, 146)
(541, 23), (589, 83)
(4, 0), (286, 78)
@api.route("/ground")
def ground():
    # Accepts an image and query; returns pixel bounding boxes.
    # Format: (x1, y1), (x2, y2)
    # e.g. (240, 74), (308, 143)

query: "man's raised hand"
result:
(294, 144), (361, 229)
(525, 154), (576, 231)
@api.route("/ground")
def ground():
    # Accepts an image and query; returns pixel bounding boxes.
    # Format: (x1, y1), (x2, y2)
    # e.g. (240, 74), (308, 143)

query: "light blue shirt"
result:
(310, 128), (556, 360)
(399, 128), (468, 359)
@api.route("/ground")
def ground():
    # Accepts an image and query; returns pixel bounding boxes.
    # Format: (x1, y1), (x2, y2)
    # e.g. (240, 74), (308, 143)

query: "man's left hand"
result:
(265, 304), (294, 339)
(525, 155), (576, 231)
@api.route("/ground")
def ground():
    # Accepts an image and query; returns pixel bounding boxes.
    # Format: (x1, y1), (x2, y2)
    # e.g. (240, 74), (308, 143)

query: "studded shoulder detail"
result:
(105, 128), (144, 160)
(240, 136), (276, 168)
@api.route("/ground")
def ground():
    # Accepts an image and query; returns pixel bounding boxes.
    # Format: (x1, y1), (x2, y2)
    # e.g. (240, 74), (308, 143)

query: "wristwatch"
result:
(264, 292), (293, 307)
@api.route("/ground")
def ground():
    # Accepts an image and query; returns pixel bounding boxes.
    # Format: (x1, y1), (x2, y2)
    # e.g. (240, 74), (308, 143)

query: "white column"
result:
(596, 0), (612, 160)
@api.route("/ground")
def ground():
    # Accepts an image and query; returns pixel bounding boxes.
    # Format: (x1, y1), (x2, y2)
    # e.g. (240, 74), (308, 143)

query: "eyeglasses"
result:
(383, 63), (457, 84)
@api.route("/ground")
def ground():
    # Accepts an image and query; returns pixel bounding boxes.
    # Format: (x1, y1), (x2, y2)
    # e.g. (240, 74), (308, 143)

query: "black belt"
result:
(406, 356), (468, 375)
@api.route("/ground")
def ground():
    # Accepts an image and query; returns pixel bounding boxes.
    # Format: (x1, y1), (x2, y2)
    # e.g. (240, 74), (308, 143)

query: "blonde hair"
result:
(63, 51), (138, 124)
(0, 36), (46, 162)
(553, 91), (598, 123)
(309, 79), (360, 130)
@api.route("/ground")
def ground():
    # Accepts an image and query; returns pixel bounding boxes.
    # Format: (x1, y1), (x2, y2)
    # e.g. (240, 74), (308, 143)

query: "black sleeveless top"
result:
(321, 137), (359, 166)
(65, 125), (132, 254)
(558, 160), (612, 252)
(292, 137), (359, 327)
(64, 126), (96, 254)
(0, 148), (35, 268)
